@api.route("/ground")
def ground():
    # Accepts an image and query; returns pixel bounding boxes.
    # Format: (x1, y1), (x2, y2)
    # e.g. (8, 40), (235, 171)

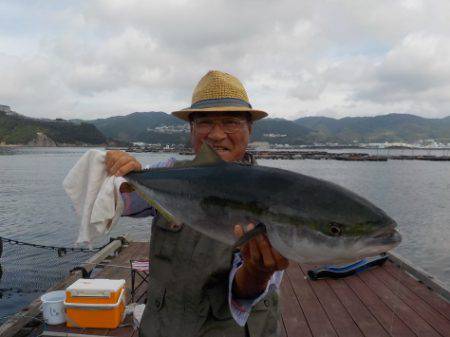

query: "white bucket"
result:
(40, 290), (66, 325)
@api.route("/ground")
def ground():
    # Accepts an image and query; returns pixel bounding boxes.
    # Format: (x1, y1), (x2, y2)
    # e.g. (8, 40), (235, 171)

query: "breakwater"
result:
(250, 150), (450, 161)
(177, 149), (450, 161)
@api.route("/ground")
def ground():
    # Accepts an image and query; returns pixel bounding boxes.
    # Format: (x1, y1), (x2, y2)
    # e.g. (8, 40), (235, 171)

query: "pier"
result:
(249, 150), (450, 162)
(1, 240), (449, 337)
(121, 145), (450, 161)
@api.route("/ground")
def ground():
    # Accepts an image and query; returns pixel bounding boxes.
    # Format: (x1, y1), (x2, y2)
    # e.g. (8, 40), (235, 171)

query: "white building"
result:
(0, 105), (11, 112)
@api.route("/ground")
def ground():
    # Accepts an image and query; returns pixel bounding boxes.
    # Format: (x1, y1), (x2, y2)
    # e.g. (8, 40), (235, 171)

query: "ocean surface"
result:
(0, 147), (449, 322)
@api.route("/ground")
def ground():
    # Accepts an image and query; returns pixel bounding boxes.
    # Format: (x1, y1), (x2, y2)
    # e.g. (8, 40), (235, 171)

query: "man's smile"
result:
(212, 146), (231, 152)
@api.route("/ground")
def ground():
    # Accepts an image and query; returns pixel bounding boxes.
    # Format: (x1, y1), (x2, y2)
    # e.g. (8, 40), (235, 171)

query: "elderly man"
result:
(106, 71), (288, 336)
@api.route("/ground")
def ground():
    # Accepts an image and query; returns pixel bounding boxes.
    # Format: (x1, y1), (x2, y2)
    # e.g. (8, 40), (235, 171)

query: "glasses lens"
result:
(194, 118), (245, 134)
(194, 120), (212, 134)
(222, 119), (244, 133)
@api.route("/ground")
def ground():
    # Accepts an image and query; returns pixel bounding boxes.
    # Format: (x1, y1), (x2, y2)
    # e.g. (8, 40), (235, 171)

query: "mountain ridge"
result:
(2, 109), (450, 146)
(89, 111), (450, 145)
(295, 113), (450, 144)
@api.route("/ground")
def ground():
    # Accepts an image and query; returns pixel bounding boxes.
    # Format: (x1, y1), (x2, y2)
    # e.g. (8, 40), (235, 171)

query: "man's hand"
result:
(105, 150), (142, 192)
(232, 223), (289, 299)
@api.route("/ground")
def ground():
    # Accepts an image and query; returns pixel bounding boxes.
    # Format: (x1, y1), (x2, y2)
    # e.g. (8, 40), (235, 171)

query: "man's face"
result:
(190, 112), (252, 162)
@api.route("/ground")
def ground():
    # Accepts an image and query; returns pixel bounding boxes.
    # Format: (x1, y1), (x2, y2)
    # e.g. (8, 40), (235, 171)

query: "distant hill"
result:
(0, 111), (106, 145)
(5, 109), (448, 147)
(86, 111), (450, 145)
(89, 112), (186, 142)
(88, 112), (317, 145)
(250, 118), (315, 144)
(295, 114), (450, 144)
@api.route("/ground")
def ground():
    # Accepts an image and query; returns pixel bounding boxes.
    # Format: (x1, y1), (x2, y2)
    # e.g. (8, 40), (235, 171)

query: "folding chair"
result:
(130, 259), (150, 302)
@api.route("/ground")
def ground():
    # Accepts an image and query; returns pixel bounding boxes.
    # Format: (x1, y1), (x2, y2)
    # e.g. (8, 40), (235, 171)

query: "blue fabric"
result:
(190, 98), (252, 109)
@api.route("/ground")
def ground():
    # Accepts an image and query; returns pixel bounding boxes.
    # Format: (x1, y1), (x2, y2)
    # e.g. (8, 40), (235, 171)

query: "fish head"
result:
(265, 178), (402, 265)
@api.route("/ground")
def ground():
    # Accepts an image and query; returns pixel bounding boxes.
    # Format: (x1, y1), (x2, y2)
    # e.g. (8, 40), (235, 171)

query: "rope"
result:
(0, 236), (109, 256)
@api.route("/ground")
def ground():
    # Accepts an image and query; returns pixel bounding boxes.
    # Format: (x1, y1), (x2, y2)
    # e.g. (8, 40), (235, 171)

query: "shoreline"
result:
(0, 144), (106, 148)
(2, 144), (450, 150)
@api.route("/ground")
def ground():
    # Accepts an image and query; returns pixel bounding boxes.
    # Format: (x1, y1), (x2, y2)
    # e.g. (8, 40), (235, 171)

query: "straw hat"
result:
(172, 70), (268, 121)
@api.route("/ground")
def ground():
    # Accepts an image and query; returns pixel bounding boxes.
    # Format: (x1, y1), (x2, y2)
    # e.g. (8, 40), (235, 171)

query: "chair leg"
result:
(131, 270), (136, 302)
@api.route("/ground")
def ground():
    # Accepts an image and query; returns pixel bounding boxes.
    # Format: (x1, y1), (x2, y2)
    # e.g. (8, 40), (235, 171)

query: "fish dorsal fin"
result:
(191, 142), (225, 166)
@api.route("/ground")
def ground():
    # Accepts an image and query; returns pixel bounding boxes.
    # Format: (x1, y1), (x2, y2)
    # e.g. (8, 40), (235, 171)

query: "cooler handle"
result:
(64, 289), (125, 309)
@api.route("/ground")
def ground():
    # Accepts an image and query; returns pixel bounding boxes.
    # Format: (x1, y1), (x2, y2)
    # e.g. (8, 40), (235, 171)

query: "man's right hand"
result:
(105, 150), (142, 192)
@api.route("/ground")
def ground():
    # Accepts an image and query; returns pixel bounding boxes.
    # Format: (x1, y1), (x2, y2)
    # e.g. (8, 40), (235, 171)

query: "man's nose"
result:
(206, 123), (227, 141)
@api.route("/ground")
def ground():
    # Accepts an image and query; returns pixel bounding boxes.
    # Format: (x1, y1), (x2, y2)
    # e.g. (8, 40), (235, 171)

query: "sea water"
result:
(0, 147), (449, 322)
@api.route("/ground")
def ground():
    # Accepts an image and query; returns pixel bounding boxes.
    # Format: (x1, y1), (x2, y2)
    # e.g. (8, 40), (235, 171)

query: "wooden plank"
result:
(107, 315), (135, 337)
(96, 243), (148, 303)
(41, 331), (111, 337)
(300, 265), (364, 337)
(45, 325), (88, 337)
(371, 267), (450, 337)
(0, 238), (126, 337)
(107, 325), (134, 337)
(345, 275), (416, 337)
(133, 280), (149, 304)
(83, 239), (125, 273)
(327, 278), (390, 337)
(280, 270), (313, 337)
(384, 260), (450, 320)
(287, 263), (338, 337)
(280, 318), (288, 337)
(358, 270), (442, 337)
(76, 328), (108, 337)
(388, 252), (450, 302)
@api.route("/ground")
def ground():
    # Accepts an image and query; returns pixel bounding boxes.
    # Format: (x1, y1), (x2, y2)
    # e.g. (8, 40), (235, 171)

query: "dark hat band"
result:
(190, 98), (252, 109)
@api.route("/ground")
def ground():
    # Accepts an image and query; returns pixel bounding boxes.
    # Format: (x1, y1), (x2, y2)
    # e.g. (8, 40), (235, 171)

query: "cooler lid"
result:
(66, 279), (125, 297)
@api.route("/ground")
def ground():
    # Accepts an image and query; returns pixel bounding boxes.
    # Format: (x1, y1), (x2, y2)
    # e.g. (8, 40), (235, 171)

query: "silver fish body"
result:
(125, 146), (401, 264)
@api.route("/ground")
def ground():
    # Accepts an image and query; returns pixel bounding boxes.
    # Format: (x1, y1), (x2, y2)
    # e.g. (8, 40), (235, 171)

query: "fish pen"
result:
(0, 239), (449, 337)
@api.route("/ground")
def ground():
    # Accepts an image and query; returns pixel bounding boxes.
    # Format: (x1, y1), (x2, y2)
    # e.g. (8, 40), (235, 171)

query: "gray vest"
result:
(139, 156), (280, 337)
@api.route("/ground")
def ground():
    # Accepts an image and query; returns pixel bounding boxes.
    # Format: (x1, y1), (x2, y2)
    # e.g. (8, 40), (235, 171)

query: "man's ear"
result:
(247, 122), (253, 134)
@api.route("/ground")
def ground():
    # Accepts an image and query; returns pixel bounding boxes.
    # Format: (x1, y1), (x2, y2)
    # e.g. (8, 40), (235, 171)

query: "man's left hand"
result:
(232, 223), (289, 299)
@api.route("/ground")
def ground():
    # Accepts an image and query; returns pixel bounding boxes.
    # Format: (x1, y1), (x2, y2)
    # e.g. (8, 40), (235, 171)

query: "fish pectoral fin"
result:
(133, 188), (177, 223)
(232, 223), (267, 250)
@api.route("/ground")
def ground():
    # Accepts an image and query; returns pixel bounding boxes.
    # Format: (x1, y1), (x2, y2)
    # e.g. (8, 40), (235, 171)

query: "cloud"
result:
(353, 33), (450, 114)
(0, 0), (450, 119)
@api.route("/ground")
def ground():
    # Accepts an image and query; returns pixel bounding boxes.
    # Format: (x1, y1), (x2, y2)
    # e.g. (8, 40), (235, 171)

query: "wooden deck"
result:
(281, 261), (450, 337)
(2, 241), (449, 337)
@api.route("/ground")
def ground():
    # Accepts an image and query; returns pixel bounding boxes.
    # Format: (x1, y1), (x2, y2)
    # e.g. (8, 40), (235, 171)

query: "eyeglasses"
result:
(193, 118), (248, 134)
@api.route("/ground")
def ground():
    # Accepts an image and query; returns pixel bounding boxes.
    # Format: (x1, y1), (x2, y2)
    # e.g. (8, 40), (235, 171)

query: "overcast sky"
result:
(1, 0), (450, 120)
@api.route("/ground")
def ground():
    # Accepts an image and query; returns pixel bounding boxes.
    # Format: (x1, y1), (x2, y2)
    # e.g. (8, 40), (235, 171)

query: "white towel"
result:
(63, 149), (126, 246)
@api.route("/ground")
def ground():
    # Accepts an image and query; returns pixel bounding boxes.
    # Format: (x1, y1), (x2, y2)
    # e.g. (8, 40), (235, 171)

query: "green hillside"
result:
(295, 114), (450, 144)
(6, 110), (446, 146)
(250, 118), (315, 144)
(0, 111), (106, 145)
(88, 112), (317, 145)
(90, 112), (185, 142)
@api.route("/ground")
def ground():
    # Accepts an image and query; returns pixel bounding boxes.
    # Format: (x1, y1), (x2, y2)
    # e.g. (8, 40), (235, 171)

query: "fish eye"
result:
(329, 222), (343, 236)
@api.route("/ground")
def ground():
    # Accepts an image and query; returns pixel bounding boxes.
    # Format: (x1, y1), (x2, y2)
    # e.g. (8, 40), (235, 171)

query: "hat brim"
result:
(171, 106), (268, 122)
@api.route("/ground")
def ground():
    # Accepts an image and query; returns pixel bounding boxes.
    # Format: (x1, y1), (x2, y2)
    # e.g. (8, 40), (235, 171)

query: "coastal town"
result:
(2, 103), (450, 162)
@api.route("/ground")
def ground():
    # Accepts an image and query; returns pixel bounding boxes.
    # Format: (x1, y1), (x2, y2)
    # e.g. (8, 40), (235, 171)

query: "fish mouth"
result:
(369, 224), (402, 246)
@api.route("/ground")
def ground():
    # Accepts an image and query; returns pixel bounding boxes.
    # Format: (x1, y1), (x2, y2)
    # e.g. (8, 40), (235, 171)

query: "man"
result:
(106, 70), (288, 336)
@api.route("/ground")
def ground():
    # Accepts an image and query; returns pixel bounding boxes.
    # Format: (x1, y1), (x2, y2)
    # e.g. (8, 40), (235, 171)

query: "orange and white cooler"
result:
(64, 279), (126, 329)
